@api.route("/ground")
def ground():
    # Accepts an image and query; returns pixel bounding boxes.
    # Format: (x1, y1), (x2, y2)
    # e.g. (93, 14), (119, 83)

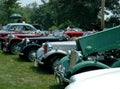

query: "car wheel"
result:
(48, 55), (65, 73)
(10, 42), (19, 54)
(25, 47), (39, 62)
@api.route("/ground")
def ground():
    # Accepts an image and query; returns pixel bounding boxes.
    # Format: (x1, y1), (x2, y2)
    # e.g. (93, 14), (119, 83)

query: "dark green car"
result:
(54, 25), (120, 85)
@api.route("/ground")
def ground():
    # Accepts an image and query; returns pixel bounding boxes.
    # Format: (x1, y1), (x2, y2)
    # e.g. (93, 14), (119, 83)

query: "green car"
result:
(54, 25), (120, 85)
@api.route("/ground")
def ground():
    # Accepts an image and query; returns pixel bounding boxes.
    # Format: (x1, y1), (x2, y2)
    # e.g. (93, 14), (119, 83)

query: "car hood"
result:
(65, 68), (120, 89)
(37, 41), (76, 54)
(26, 36), (67, 41)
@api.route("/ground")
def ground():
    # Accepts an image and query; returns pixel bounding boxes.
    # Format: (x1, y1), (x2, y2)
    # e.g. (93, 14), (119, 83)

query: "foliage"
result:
(49, 25), (58, 31)
(0, 0), (119, 29)
(2, 0), (20, 23)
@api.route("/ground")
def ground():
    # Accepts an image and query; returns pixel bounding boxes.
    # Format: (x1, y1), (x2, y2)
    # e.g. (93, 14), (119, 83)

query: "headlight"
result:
(36, 47), (44, 61)
(54, 64), (65, 73)
(69, 50), (83, 69)
(67, 50), (72, 55)
(22, 38), (30, 46)
(70, 75), (76, 82)
(58, 65), (65, 73)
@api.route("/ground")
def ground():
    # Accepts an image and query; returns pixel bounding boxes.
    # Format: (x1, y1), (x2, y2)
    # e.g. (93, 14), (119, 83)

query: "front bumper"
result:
(35, 47), (45, 66)
(35, 58), (44, 65)
(54, 65), (70, 84)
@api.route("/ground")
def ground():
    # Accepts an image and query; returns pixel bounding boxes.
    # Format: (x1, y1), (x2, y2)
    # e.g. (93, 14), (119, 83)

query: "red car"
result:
(1, 33), (44, 54)
(63, 27), (84, 38)
(0, 23), (45, 53)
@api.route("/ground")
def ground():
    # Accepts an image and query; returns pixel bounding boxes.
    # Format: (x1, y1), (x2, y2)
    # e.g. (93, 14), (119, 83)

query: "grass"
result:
(0, 51), (65, 89)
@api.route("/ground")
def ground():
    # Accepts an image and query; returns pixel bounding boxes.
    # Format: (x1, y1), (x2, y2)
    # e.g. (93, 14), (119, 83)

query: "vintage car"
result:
(35, 41), (76, 72)
(65, 68), (120, 89)
(54, 25), (120, 85)
(17, 35), (68, 62)
(63, 27), (84, 38)
(1, 33), (44, 54)
(0, 23), (43, 50)
(0, 23), (40, 37)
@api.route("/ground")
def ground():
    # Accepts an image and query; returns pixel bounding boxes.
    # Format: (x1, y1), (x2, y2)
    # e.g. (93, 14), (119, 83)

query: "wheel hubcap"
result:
(28, 51), (36, 61)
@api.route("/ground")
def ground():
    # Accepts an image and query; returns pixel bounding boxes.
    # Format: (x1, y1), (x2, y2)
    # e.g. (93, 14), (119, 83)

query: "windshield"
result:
(2, 24), (10, 30)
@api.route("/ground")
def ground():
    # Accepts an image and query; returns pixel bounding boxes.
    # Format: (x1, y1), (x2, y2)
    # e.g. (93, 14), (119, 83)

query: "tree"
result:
(0, 0), (20, 24)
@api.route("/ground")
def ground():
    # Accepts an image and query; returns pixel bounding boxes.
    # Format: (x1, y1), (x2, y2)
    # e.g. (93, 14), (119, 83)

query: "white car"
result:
(35, 41), (76, 72)
(65, 68), (120, 89)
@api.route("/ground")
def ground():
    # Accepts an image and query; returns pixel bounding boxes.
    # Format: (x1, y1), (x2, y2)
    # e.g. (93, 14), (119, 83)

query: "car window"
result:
(3, 25), (10, 31)
(23, 26), (34, 31)
(9, 26), (17, 31)
(8, 25), (34, 31)
(9, 25), (24, 31)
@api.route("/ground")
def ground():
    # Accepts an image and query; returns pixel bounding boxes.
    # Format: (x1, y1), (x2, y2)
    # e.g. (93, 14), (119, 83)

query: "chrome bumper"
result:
(54, 67), (70, 84)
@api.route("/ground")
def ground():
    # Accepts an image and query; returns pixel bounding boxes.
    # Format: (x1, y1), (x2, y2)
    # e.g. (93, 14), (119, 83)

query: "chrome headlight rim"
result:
(43, 42), (53, 52)
(58, 64), (66, 74)
(69, 75), (76, 83)
(22, 38), (30, 46)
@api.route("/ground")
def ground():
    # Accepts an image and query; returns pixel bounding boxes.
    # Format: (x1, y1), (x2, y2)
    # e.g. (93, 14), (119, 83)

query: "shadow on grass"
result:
(10, 54), (31, 62)
(2, 52), (28, 62)
(49, 84), (65, 89)
(30, 65), (51, 74)
(2, 51), (13, 55)
(14, 57), (29, 62)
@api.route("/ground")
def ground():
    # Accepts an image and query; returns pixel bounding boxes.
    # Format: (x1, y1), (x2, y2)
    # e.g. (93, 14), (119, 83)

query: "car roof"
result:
(7, 23), (32, 26)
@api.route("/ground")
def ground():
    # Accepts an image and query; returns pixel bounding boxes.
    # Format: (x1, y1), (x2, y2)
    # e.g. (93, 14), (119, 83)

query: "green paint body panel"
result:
(71, 61), (110, 74)
(76, 26), (120, 56)
(59, 55), (110, 75)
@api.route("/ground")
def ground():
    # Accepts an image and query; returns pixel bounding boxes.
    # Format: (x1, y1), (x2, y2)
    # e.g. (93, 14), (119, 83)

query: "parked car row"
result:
(0, 23), (45, 53)
(0, 22), (120, 89)
(34, 25), (120, 88)
(17, 35), (68, 62)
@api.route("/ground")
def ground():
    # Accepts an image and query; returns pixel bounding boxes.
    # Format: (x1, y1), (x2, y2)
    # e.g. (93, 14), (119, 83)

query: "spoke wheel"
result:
(10, 42), (19, 54)
(28, 49), (37, 62)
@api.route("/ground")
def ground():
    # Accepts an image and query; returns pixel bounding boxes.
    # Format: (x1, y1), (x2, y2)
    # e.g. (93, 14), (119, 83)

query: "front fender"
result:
(9, 39), (21, 46)
(44, 50), (67, 59)
(71, 61), (110, 74)
(41, 50), (67, 64)
(22, 44), (41, 53)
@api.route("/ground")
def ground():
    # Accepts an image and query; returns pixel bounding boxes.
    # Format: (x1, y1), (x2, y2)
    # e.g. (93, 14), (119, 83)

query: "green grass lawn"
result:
(0, 51), (65, 89)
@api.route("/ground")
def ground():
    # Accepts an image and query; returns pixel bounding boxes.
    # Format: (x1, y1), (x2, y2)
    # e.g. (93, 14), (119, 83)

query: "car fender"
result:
(44, 50), (67, 59)
(22, 44), (41, 53)
(71, 61), (110, 74)
(9, 39), (22, 46)
(42, 50), (67, 62)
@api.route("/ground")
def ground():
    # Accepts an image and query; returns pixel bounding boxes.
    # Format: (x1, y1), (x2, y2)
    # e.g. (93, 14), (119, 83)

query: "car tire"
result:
(24, 47), (39, 62)
(10, 42), (19, 54)
(47, 54), (65, 73)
